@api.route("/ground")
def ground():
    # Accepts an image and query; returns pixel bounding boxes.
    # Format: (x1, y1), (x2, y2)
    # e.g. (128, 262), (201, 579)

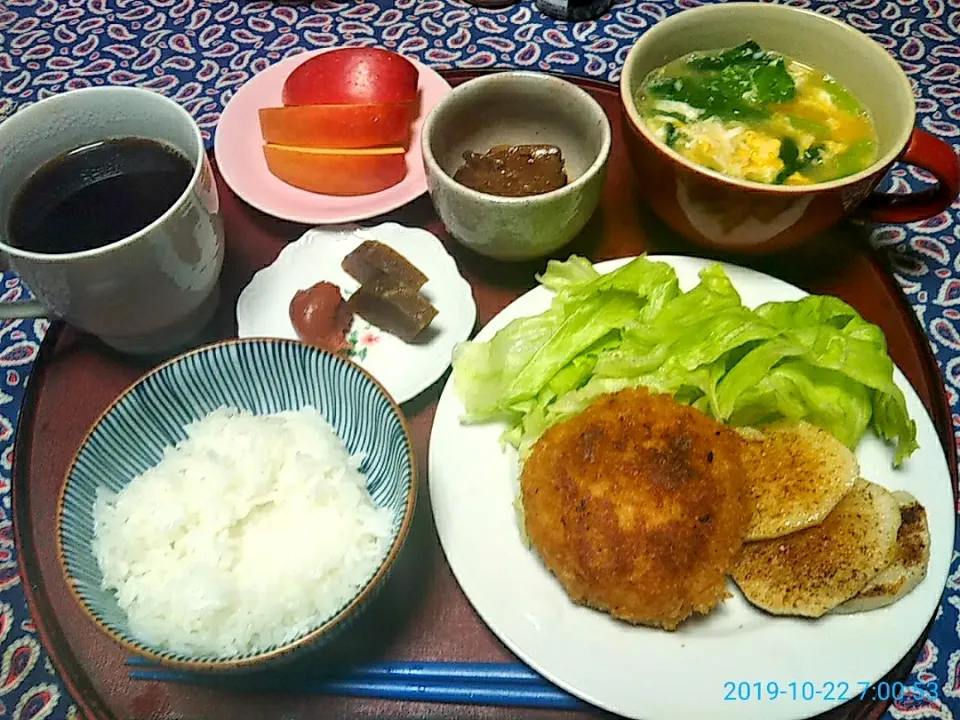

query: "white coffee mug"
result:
(0, 86), (224, 354)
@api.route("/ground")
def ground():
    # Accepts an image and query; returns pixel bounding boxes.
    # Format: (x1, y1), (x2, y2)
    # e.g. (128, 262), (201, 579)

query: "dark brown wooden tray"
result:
(12, 70), (959, 720)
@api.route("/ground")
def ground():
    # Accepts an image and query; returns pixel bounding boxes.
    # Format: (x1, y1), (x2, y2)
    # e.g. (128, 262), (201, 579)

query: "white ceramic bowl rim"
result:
(619, 3), (917, 195)
(421, 70), (613, 205)
(0, 85), (207, 263)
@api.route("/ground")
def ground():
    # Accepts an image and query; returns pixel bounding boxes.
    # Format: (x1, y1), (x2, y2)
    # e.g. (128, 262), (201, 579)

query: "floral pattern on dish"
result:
(346, 326), (382, 363)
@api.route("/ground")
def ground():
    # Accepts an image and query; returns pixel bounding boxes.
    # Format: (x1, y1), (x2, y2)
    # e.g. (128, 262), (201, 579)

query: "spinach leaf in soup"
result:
(645, 41), (797, 121)
(750, 59), (796, 105)
(686, 40), (773, 71)
(775, 138), (825, 184)
(664, 123), (678, 148)
(777, 137), (801, 182)
(646, 74), (764, 121)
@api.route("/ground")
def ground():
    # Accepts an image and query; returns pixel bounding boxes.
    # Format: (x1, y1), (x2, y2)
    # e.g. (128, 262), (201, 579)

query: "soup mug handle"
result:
(858, 129), (960, 224)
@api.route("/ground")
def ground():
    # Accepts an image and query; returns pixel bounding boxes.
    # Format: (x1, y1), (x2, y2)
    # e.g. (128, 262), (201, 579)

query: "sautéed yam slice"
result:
(832, 490), (930, 614)
(732, 479), (900, 618)
(741, 421), (859, 542)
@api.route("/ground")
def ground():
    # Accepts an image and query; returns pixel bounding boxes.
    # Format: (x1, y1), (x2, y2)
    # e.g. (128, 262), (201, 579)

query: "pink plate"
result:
(214, 50), (452, 225)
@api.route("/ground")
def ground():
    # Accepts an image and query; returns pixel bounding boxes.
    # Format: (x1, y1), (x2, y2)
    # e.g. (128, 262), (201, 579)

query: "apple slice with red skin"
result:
(263, 144), (407, 196)
(282, 48), (419, 106)
(258, 102), (416, 149)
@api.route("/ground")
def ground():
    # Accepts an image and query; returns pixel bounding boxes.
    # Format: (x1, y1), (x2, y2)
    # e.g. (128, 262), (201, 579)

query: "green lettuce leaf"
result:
(452, 308), (563, 423)
(535, 255), (600, 293)
(500, 292), (644, 407)
(727, 362), (873, 448)
(450, 255), (918, 467)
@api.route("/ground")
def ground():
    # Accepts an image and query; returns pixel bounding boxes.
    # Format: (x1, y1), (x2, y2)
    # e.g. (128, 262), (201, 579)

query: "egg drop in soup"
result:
(635, 41), (879, 185)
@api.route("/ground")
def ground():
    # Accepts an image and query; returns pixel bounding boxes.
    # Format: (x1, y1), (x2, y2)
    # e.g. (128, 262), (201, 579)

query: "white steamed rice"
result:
(91, 406), (395, 658)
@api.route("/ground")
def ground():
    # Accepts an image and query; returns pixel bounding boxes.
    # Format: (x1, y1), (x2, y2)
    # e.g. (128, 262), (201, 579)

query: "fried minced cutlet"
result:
(832, 490), (930, 614)
(731, 478), (901, 618)
(740, 421), (859, 542)
(519, 387), (753, 631)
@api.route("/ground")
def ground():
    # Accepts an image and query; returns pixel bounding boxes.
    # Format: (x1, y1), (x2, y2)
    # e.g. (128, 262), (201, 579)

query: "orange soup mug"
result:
(619, 3), (960, 254)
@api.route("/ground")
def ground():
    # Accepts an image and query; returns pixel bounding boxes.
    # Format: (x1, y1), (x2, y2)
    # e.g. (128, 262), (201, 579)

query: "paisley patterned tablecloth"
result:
(1, 0), (959, 718)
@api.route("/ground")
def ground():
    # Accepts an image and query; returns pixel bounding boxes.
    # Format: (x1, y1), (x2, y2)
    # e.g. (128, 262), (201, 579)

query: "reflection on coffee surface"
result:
(8, 137), (194, 255)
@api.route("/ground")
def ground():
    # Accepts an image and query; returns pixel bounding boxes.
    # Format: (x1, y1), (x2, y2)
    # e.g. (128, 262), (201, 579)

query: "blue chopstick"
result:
(127, 670), (585, 710)
(125, 657), (544, 684)
(124, 658), (588, 710)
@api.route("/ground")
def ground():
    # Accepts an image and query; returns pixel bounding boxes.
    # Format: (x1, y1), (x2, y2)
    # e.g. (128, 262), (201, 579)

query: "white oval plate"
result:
(237, 223), (476, 404)
(428, 254), (954, 720)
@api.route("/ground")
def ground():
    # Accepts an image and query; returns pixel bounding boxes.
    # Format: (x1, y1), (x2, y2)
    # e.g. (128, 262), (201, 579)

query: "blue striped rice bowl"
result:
(56, 338), (417, 672)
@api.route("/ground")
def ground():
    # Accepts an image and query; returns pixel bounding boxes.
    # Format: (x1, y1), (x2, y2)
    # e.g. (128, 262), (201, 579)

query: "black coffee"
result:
(8, 137), (194, 254)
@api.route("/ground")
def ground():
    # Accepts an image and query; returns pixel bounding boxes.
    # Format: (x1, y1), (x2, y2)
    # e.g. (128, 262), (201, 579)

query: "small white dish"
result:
(236, 223), (476, 404)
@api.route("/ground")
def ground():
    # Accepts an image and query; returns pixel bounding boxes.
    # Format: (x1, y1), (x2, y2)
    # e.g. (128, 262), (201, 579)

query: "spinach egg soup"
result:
(635, 41), (879, 185)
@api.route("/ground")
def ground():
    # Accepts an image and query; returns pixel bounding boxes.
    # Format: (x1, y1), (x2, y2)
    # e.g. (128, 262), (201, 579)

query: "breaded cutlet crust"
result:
(519, 387), (753, 631)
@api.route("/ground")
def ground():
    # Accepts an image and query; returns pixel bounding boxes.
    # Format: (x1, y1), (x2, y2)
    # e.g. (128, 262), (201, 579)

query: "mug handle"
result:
(0, 253), (50, 320)
(857, 129), (960, 224)
(0, 300), (48, 320)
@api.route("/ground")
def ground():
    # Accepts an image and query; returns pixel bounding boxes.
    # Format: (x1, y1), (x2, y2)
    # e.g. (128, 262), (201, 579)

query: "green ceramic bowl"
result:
(421, 71), (612, 262)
